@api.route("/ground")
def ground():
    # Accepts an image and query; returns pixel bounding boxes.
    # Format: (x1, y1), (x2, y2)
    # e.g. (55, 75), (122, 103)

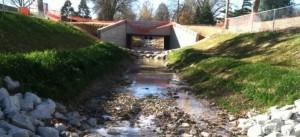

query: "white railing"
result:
(227, 4), (300, 33)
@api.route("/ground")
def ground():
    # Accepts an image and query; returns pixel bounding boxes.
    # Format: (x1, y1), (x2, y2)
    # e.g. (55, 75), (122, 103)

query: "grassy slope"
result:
(0, 12), (128, 101)
(168, 28), (300, 113)
(0, 12), (95, 52)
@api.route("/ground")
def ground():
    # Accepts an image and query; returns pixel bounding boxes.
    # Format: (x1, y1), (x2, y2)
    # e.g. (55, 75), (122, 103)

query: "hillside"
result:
(168, 28), (300, 113)
(0, 12), (128, 101)
(0, 12), (96, 53)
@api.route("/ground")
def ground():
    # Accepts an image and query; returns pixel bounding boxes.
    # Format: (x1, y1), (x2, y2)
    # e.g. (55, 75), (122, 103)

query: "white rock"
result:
(247, 111), (258, 118)
(38, 127), (59, 137)
(61, 131), (79, 137)
(11, 113), (36, 132)
(54, 112), (68, 120)
(293, 123), (300, 136)
(265, 131), (283, 137)
(181, 123), (190, 127)
(31, 99), (56, 120)
(2, 95), (20, 114)
(281, 125), (294, 136)
(4, 76), (20, 90)
(237, 119), (256, 134)
(254, 114), (270, 125)
(294, 99), (300, 107)
(280, 105), (296, 111)
(87, 118), (97, 127)
(271, 110), (293, 120)
(0, 128), (6, 135)
(0, 88), (9, 102)
(247, 124), (263, 137)
(285, 119), (298, 126)
(54, 123), (66, 133)
(263, 123), (278, 135)
(200, 131), (211, 137)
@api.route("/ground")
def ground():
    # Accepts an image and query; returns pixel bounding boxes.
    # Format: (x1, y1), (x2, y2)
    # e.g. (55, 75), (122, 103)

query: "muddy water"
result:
(92, 59), (232, 136)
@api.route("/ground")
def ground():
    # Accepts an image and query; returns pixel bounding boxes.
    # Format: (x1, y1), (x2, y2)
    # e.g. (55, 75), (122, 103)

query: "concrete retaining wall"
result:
(170, 23), (199, 49)
(97, 20), (127, 47)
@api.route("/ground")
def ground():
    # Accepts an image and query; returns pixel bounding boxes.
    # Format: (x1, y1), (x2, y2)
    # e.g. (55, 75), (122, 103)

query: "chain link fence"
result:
(228, 4), (300, 33)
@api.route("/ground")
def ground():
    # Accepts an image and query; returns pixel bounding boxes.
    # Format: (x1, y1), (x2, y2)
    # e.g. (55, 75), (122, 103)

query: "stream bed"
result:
(85, 58), (235, 137)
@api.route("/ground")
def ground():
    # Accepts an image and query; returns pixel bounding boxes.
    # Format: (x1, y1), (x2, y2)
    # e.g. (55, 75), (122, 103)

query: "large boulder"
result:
(55, 103), (67, 114)
(38, 127), (59, 137)
(2, 95), (20, 114)
(54, 112), (67, 120)
(87, 118), (97, 127)
(31, 99), (56, 120)
(66, 111), (80, 120)
(0, 88), (9, 102)
(20, 92), (41, 111)
(11, 113), (36, 132)
(4, 76), (20, 90)
(0, 120), (32, 137)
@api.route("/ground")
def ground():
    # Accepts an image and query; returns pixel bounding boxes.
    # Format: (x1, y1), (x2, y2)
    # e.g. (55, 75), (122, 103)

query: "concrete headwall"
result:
(126, 21), (171, 36)
(97, 20), (127, 47)
(170, 23), (199, 49)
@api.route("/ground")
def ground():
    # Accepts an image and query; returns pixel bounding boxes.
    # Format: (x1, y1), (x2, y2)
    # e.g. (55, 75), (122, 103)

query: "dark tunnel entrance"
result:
(126, 34), (170, 50)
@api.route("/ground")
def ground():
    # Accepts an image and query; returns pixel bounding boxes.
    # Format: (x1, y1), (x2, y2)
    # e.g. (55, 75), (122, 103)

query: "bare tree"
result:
(154, 3), (169, 21)
(10, 0), (35, 7)
(90, 0), (137, 20)
(252, 0), (260, 13)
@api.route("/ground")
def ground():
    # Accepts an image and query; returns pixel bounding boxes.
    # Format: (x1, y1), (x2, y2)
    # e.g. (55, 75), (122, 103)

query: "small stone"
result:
(11, 113), (36, 132)
(262, 123), (278, 135)
(254, 114), (270, 125)
(54, 112), (68, 120)
(181, 133), (192, 137)
(38, 127), (59, 137)
(247, 124), (262, 137)
(56, 103), (67, 114)
(61, 131), (79, 137)
(155, 127), (163, 134)
(2, 95), (20, 114)
(181, 123), (189, 127)
(107, 128), (122, 135)
(8, 128), (31, 137)
(200, 131), (211, 137)
(0, 128), (6, 135)
(280, 105), (295, 111)
(0, 110), (3, 119)
(190, 128), (198, 135)
(66, 111), (80, 120)
(281, 125), (294, 136)
(294, 123), (300, 136)
(69, 119), (81, 127)
(4, 76), (20, 90)
(31, 99), (56, 120)
(0, 88), (9, 102)
(228, 114), (237, 121)
(294, 99), (300, 107)
(87, 118), (97, 127)
(265, 131), (283, 137)
(247, 111), (258, 118)
(54, 123), (66, 133)
(237, 119), (256, 134)
(80, 122), (91, 130)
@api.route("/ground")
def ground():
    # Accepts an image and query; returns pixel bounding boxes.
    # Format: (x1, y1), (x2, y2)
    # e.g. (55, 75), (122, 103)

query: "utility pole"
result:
(176, 0), (179, 23)
(224, 0), (230, 29)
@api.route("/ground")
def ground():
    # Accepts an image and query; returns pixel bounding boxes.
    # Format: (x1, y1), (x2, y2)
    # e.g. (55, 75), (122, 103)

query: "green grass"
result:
(0, 12), (96, 53)
(168, 28), (300, 113)
(0, 42), (128, 101)
(0, 12), (128, 101)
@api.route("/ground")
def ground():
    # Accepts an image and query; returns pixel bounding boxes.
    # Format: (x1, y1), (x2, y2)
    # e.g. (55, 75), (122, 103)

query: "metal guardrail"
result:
(227, 4), (300, 33)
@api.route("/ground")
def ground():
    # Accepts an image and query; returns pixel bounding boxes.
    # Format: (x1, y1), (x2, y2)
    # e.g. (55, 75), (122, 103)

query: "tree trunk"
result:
(252, 0), (260, 13)
(224, 0), (229, 29)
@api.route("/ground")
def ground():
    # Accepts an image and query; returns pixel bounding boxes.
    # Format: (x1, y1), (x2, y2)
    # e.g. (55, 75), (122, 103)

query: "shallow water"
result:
(94, 58), (229, 136)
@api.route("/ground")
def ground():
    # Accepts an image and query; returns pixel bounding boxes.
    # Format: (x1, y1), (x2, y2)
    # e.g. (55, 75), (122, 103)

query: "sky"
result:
(3, 0), (300, 19)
